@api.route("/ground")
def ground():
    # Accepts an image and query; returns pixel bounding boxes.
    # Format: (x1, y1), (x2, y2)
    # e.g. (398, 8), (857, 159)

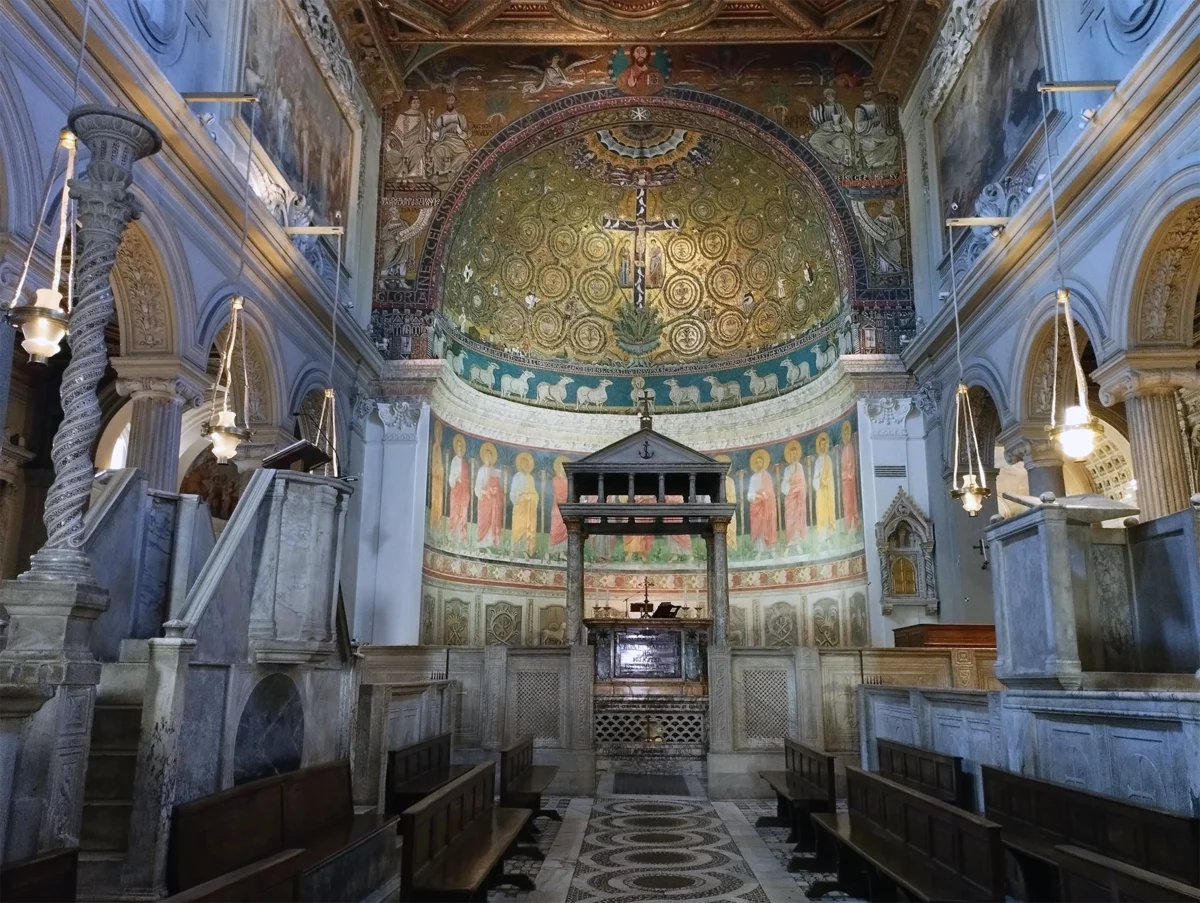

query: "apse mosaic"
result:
(425, 410), (864, 570)
(374, 43), (911, 381)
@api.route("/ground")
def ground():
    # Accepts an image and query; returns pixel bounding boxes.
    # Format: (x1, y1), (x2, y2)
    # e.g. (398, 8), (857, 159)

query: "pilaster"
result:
(566, 523), (583, 645)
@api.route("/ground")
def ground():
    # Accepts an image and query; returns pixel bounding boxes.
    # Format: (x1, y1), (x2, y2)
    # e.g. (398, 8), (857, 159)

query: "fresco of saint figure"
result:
(386, 94), (429, 179)
(649, 242), (664, 289)
(509, 452), (539, 556)
(665, 494), (692, 562)
(588, 495), (615, 562)
(623, 495), (656, 563)
(840, 421), (860, 533)
(475, 441), (504, 547)
(548, 456), (569, 551)
(853, 89), (899, 170)
(429, 421), (446, 531)
(714, 454), (737, 548)
(448, 433), (470, 542)
(781, 439), (807, 548)
(806, 88), (853, 168)
(429, 94), (474, 185)
(812, 431), (837, 536)
(748, 449), (777, 557)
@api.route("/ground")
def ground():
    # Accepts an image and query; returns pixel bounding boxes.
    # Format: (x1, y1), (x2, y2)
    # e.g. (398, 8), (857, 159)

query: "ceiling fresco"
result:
(438, 113), (843, 366)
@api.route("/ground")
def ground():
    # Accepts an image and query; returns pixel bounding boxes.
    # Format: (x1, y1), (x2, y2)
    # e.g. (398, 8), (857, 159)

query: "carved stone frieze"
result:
(287, 0), (364, 122)
(914, 378), (942, 424)
(112, 225), (169, 351)
(866, 396), (913, 438)
(377, 398), (423, 441)
(1137, 202), (1200, 343)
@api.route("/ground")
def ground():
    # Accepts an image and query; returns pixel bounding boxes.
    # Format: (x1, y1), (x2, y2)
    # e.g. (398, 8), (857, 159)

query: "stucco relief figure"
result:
(853, 89), (898, 170)
(386, 94), (429, 179)
(852, 199), (906, 274)
(747, 449), (777, 558)
(430, 421), (446, 531)
(782, 439), (807, 548)
(812, 432), (837, 536)
(615, 45), (666, 96)
(448, 433), (470, 542)
(429, 94), (474, 186)
(509, 452), (539, 556)
(475, 442), (504, 547)
(806, 89), (853, 168)
(548, 456), (569, 552)
(840, 421), (859, 533)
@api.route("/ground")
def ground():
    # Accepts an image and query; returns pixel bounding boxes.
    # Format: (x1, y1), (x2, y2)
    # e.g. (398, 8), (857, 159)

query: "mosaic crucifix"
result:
(601, 177), (679, 309)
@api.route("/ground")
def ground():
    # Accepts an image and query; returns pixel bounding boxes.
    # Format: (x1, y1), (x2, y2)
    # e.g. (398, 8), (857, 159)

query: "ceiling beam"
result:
(378, 21), (891, 42)
(451, 0), (513, 34)
(821, 0), (890, 31)
(754, 0), (819, 32)
(379, 0), (451, 35)
(354, 0), (406, 105)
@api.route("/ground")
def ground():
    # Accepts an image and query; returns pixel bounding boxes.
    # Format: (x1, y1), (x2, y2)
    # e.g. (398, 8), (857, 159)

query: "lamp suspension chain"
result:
(946, 221), (990, 516)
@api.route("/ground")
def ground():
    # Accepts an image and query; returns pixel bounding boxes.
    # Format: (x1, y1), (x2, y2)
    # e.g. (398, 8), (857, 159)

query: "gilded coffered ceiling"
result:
(333, 0), (944, 107)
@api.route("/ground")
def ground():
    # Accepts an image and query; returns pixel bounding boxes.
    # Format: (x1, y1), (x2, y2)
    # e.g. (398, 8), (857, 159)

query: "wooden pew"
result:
(400, 762), (532, 902)
(981, 764), (1200, 901)
(165, 850), (305, 902)
(808, 765), (1005, 902)
(499, 734), (560, 825)
(386, 732), (471, 817)
(756, 737), (837, 860)
(167, 760), (398, 902)
(877, 738), (972, 809)
(0, 847), (78, 903)
(1056, 845), (1200, 902)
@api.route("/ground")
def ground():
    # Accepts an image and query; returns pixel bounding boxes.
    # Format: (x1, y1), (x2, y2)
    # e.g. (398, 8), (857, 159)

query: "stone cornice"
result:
(376, 359), (445, 399)
(1092, 348), (1200, 405)
(838, 354), (916, 397)
(426, 359), (860, 453)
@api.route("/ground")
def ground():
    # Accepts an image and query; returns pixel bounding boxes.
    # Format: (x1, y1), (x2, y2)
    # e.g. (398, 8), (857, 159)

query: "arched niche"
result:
(233, 673), (304, 785)
(875, 488), (937, 616)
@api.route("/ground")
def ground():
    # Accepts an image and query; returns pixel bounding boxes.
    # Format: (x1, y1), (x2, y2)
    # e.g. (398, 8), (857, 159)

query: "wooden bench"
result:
(0, 847), (78, 903)
(401, 761), (532, 902)
(756, 737), (837, 861)
(499, 734), (560, 826)
(386, 732), (472, 817)
(807, 765), (1005, 901)
(982, 764), (1200, 901)
(1055, 845), (1200, 902)
(877, 737), (973, 809)
(165, 850), (306, 902)
(167, 760), (398, 902)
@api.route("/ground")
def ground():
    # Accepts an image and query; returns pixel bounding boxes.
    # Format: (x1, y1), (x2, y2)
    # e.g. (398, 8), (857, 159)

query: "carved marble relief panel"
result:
(444, 598), (471, 645)
(764, 601), (798, 647)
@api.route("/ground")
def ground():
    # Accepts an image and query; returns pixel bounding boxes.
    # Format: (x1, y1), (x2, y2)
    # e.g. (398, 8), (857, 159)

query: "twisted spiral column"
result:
(26, 106), (161, 582)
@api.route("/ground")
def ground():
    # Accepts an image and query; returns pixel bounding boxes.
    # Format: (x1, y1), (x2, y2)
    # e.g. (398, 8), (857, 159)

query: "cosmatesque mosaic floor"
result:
(476, 790), (867, 903)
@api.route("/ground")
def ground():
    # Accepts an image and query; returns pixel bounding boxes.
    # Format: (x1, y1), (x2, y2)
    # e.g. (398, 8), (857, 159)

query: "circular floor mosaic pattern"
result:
(567, 799), (771, 902)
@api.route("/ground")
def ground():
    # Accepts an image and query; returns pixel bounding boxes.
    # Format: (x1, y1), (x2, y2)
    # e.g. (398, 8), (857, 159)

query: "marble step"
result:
(84, 749), (138, 801)
(77, 851), (123, 896)
(80, 799), (133, 851)
(90, 704), (141, 751)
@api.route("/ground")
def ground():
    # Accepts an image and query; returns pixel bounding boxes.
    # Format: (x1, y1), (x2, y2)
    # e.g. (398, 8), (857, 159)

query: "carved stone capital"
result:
(0, 441), (35, 486)
(998, 422), (1061, 469)
(1092, 350), (1200, 406)
(914, 378), (942, 424)
(865, 396), (913, 438)
(377, 399), (423, 441)
(114, 376), (204, 406)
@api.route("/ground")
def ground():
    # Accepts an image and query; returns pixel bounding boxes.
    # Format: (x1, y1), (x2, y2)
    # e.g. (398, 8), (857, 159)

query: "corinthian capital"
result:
(1093, 349), (1200, 406)
(113, 355), (208, 406)
(377, 398), (424, 441)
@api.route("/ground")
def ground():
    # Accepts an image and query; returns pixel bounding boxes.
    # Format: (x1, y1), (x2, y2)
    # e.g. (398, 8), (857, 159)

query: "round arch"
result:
(413, 87), (881, 315)
(1108, 162), (1200, 351)
(196, 285), (287, 429)
(0, 53), (41, 236)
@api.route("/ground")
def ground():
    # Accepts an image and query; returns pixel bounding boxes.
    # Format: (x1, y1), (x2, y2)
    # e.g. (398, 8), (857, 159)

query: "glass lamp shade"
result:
(952, 473), (990, 517)
(9, 288), (69, 363)
(206, 409), (245, 463)
(1055, 405), (1098, 460)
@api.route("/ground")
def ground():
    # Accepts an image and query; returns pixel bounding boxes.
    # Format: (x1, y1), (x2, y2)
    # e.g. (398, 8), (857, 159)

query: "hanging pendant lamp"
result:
(945, 223), (991, 516)
(1039, 90), (1099, 461)
(313, 223), (345, 477)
